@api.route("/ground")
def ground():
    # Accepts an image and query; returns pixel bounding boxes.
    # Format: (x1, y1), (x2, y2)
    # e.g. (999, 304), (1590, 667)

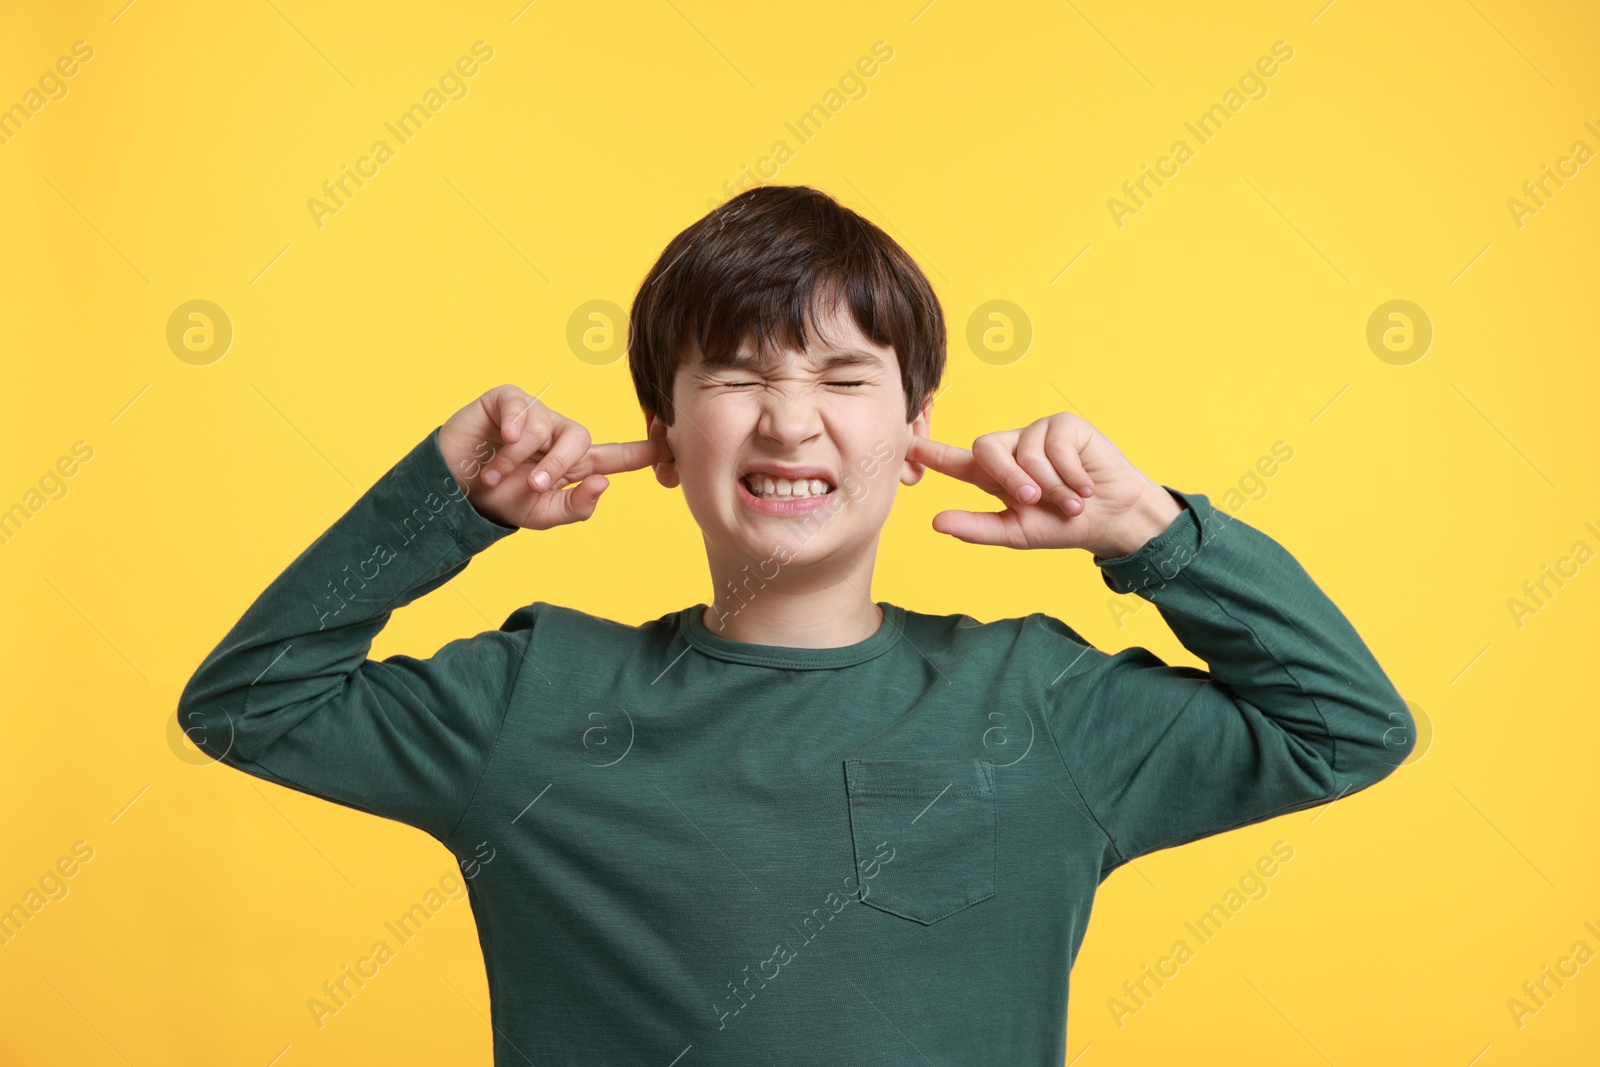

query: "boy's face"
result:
(646, 298), (933, 578)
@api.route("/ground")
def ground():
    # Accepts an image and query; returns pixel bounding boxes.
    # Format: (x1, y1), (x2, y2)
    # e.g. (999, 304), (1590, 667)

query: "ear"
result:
(901, 393), (933, 487)
(645, 410), (680, 489)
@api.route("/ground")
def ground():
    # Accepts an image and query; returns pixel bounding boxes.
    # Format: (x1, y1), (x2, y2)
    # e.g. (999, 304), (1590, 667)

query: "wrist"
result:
(1092, 484), (1184, 560)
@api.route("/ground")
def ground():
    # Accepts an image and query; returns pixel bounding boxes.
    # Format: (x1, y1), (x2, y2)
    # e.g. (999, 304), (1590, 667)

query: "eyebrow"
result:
(700, 349), (887, 372)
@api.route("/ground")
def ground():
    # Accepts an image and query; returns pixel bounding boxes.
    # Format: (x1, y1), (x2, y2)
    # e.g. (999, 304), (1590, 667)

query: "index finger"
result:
(908, 435), (989, 488)
(581, 438), (673, 475)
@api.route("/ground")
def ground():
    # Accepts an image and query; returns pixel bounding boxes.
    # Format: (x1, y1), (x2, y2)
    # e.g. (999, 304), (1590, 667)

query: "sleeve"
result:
(1040, 486), (1415, 876)
(174, 424), (533, 844)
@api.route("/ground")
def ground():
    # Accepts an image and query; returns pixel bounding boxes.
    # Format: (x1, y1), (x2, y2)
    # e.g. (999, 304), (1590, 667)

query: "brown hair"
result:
(627, 184), (946, 427)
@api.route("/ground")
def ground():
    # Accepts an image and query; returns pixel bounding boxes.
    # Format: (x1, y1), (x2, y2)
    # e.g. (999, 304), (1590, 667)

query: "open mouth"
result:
(740, 473), (836, 501)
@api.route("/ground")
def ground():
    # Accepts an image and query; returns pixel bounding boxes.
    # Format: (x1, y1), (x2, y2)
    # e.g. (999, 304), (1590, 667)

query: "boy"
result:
(178, 184), (1414, 1064)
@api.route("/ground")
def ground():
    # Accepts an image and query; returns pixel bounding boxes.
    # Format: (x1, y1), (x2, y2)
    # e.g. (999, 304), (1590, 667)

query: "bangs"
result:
(628, 185), (945, 425)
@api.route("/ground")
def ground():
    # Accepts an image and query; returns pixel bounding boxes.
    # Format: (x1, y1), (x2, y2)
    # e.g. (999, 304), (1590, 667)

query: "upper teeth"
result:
(747, 474), (832, 499)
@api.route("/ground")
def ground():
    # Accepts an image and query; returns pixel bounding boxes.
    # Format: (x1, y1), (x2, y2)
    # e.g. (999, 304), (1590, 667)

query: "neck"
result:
(702, 540), (884, 648)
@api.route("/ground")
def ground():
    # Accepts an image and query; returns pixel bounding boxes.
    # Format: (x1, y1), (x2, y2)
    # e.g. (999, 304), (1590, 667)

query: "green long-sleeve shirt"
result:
(177, 425), (1414, 1065)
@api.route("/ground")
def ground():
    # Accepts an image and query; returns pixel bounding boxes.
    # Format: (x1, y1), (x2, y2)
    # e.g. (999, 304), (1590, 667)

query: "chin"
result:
(722, 520), (835, 567)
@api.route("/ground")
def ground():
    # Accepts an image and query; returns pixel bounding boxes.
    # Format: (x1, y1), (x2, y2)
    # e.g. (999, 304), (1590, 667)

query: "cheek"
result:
(677, 445), (730, 507)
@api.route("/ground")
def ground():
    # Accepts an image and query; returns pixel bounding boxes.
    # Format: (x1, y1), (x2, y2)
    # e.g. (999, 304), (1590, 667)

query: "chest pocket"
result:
(843, 757), (997, 925)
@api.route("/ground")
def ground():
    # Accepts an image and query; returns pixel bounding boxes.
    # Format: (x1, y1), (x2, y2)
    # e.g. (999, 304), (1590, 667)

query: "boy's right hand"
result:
(437, 384), (670, 531)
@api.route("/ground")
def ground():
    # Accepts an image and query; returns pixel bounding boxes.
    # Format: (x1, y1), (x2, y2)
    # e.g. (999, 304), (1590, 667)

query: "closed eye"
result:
(721, 380), (869, 388)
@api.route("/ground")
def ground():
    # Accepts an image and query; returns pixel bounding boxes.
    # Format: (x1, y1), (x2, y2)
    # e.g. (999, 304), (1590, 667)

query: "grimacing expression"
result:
(647, 300), (931, 569)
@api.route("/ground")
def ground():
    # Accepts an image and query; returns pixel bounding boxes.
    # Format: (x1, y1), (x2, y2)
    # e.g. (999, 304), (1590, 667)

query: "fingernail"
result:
(532, 471), (550, 491)
(1020, 484), (1039, 503)
(483, 468), (501, 486)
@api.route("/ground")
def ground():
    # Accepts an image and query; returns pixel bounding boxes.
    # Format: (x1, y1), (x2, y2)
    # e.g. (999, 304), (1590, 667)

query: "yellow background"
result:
(3, 0), (1597, 1063)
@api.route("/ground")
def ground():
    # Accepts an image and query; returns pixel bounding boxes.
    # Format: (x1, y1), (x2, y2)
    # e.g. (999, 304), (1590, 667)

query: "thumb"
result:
(931, 509), (1010, 546)
(562, 474), (609, 523)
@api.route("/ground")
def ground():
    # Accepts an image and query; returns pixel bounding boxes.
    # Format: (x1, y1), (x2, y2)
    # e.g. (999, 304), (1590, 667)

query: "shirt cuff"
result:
(412, 424), (521, 553)
(1094, 486), (1205, 596)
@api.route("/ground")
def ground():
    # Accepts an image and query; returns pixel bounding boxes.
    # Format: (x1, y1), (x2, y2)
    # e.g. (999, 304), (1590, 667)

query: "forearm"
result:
(177, 427), (518, 763)
(1094, 488), (1414, 785)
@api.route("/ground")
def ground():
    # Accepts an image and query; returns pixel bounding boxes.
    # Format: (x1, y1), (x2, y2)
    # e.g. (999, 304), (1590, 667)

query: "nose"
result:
(755, 382), (824, 451)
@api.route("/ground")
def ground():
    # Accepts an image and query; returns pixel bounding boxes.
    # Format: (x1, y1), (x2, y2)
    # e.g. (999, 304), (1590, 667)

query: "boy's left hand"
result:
(907, 412), (1183, 558)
